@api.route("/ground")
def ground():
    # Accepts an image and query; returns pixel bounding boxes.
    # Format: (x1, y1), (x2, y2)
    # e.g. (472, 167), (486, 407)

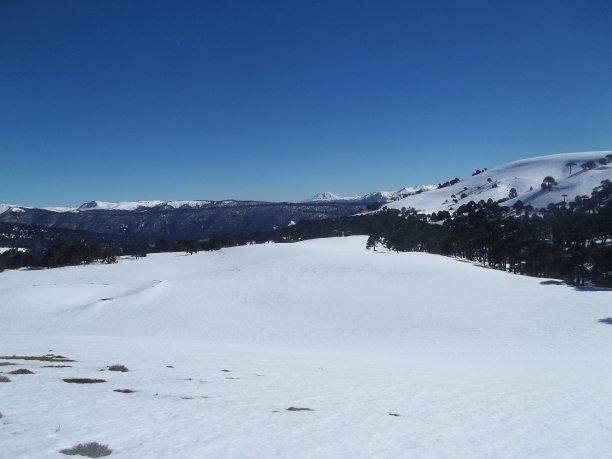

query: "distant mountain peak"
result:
(305, 192), (344, 202)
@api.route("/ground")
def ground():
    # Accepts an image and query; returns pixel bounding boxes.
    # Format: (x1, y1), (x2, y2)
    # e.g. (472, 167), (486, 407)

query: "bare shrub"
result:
(8, 368), (34, 375)
(63, 378), (106, 384)
(107, 364), (129, 372)
(286, 406), (314, 411)
(59, 442), (112, 457)
(0, 375), (10, 382)
(113, 389), (136, 393)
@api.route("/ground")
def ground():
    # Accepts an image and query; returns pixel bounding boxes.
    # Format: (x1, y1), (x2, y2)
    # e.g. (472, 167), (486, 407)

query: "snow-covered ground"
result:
(1, 237), (611, 458)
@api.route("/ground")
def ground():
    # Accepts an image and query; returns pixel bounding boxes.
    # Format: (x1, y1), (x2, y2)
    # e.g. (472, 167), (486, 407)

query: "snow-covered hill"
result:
(389, 151), (612, 214)
(1, 237), (611, 458)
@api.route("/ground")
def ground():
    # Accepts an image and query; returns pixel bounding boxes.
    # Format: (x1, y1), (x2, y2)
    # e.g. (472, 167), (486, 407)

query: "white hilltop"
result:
(388, 151), (612, 214)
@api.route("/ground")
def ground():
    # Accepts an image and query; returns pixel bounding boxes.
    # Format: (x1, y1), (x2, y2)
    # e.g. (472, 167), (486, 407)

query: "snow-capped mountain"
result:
(303, 185), (437, 204)
(388, 151), (612, 214)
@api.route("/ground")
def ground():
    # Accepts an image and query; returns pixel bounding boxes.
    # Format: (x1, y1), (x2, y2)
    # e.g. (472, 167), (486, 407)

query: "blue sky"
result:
(2, 0), (612, 206)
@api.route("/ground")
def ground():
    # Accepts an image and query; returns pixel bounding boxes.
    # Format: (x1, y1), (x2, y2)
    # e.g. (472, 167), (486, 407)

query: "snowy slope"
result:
(1, 237), (612, 458)
(389, 151), (612, 214)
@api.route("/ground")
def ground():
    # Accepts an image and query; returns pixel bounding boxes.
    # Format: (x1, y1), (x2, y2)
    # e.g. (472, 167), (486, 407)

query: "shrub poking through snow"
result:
(8, 368), (34, 375)
(107, 364), (129, 372)
(113, 389), (136, 393)
(286, 406), (314, 411)
(63, 378), (106, 384)
(0, 375), (10, 382)
(59, 442), (112, 457)
(0, 354), (74, 362)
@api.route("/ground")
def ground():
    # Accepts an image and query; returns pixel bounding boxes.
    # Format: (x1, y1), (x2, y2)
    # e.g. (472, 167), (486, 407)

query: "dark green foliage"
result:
(541, 176), (557, 191)
(581, 161), (597, 171)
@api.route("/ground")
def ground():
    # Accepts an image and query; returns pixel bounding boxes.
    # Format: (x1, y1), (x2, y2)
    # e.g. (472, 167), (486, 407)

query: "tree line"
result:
(2, 180), (611, 287)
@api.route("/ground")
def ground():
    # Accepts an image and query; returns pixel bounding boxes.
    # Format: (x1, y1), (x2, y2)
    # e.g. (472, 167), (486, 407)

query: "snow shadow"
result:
(572, 285), (611, 292)
(539, 280), (610, 292)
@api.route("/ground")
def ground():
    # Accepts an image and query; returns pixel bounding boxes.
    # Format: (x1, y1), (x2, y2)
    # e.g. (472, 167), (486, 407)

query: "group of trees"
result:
(369, 180), (612, 287)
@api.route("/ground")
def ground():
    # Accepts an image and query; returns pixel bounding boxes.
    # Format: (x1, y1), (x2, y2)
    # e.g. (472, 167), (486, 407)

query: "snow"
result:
(303, 186), (436, 203)
(162, 200), (212, 209)
(40, 206), (78, 213)
(77, 200), (166, 211)
(0, 205), (28, 215)
(0, 247), (26, 254)
(1, 236), (612, 458)
(389, 151), (612, 213)
(303, 191), (360, 202)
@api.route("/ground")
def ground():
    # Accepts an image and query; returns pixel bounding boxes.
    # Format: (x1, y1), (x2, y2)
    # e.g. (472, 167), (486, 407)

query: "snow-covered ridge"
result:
(303, 185), (436, 204)
(388, 151), (612, 214)
(0, 200), (226, 215)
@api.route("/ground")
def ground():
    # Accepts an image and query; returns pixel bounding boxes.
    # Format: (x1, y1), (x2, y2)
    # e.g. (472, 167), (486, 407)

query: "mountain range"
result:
(1, 151), (610, 242)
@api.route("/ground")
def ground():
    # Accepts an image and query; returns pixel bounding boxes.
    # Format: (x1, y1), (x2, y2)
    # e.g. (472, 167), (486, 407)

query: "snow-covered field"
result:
(1, 237), (611, 458)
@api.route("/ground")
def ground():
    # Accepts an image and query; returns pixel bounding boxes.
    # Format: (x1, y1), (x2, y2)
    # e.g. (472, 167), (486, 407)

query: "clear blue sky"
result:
(2, 0), (611, 206)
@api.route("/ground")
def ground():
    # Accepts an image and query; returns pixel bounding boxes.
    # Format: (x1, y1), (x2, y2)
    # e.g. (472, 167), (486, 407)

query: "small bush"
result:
(107, 364), (129, 372)
(59, 442), (112, 457)
(63, 378), (106, 384)
(0, 375), (10, 382)
(8, 368), (34, 375)
(286, 406), (314, 411)
(0, 362), (16, 366)
(113, 389), (136, 393)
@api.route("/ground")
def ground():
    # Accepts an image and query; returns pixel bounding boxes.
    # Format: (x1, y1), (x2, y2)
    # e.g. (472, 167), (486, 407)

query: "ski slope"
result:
(389, 151), (612, 214)
(1, 237), (611, 458)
